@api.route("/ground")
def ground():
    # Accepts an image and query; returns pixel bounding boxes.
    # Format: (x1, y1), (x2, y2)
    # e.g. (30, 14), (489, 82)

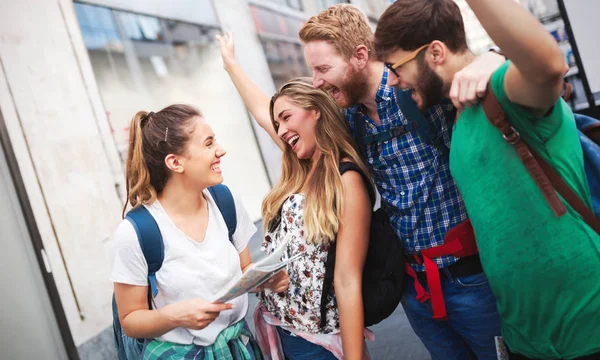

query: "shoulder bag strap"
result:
(481, 83), (600, 235)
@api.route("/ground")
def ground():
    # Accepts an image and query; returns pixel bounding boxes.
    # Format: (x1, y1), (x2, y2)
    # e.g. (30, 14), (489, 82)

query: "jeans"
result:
(402, 270), (502, 360)
(276, 326), (337, 360)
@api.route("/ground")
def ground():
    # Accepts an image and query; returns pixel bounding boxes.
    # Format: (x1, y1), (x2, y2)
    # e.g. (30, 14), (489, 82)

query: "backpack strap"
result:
(319, 162), (374, 328)
(396, 89), (450, 158)
(125, 206), (164, 301)
(361, 122), (419, 145)
(353, 111), (368, 161)
(352, 89), (450, 158)
(338, 162), (376, 206)
(208, 184), (237, 242)
(122, 186), (238, 307)
(481, 83), (600, 235)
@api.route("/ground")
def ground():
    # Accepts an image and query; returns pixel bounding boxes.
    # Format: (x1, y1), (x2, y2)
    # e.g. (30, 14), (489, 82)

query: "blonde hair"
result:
(263, 79), (372, 244)
(299, 4), (374, 60)
(123, 104), (201, 217)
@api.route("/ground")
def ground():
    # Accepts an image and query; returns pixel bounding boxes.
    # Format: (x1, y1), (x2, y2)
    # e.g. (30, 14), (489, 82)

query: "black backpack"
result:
(319, 162), (405, 328)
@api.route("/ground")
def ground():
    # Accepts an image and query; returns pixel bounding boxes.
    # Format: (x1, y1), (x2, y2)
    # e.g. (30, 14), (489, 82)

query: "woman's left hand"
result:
(260, 269), (289, 293)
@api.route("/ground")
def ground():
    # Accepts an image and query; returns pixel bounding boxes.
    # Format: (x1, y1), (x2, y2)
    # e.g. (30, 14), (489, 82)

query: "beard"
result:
(336, 67), (369, 108)
(415, 53), (445, 111)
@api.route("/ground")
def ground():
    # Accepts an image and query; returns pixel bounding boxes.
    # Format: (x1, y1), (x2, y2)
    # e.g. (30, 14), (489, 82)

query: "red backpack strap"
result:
(481, 83), (600, 235)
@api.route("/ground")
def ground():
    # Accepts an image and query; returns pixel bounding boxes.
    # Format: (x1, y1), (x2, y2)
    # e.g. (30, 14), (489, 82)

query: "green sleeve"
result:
(490, 60), (568, 149)
(490, 61), (592, 207)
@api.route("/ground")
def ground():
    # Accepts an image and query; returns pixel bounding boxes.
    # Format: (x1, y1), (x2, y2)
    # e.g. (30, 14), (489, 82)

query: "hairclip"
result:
(164, 127), (169, 142)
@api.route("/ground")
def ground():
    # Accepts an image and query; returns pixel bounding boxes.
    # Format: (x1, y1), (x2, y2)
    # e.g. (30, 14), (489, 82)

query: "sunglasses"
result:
(384, 43), (430, 78)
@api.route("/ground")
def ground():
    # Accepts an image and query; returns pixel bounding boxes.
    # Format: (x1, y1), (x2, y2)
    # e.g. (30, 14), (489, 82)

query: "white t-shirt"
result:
(110, 189), (256, 346)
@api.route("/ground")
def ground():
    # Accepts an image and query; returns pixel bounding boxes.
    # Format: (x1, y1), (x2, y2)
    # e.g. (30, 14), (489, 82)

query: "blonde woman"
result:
(110, 104), (287, 359)
(218, 29), (374, 358)
(248, 79), (373, 360)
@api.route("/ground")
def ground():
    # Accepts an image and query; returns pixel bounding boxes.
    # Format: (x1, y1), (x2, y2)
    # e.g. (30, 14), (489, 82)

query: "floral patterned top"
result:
(259, 194), (339, 334)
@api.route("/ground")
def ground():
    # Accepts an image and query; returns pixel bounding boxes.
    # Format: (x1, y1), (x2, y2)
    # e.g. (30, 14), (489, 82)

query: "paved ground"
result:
(246, 222), (431, 360)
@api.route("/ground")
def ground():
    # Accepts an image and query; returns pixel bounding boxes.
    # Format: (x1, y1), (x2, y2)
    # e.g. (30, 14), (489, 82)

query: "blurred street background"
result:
(0, 0), (596, 359)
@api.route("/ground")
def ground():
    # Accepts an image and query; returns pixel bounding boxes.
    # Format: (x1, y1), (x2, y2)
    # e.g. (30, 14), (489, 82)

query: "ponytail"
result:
(121, 105), (202, 218)
(122, 111), (157, 218)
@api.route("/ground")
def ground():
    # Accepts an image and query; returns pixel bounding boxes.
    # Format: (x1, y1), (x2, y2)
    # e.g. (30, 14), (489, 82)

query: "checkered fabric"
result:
(345, 67), (468, 271)
(143, 320), (262, 360)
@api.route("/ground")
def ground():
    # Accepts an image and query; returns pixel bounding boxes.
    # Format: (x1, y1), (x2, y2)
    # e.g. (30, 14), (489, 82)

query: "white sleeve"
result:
(110, 219), (149, 286)
(231, 193), (257, 254)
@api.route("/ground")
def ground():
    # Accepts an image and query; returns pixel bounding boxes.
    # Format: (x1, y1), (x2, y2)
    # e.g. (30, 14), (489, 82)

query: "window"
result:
(73, 1), (279, 220)
(74, 3), (225, 164)
(249, 5), (311, 88)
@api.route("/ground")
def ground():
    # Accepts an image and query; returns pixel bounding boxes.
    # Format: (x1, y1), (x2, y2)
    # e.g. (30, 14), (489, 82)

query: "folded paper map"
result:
(213, 235), (303, 303)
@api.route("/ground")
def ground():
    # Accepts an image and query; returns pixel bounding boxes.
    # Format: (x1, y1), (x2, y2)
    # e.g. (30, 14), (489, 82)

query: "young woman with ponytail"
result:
(110, 104), (287, 359)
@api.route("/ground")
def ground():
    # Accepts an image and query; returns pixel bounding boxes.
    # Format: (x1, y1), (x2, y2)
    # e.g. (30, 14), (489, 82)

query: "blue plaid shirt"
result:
(345, 67), (468, 271)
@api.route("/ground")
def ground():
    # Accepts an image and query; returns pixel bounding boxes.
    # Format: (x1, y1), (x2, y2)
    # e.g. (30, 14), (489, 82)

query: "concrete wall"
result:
(214, 0), (283, 185)
(0, 0), (125, 348)
(0, 0), (423, 356)
(0, 117), (70, 360)
(76, 0), (277, 220)
(0, 0), (279, 354)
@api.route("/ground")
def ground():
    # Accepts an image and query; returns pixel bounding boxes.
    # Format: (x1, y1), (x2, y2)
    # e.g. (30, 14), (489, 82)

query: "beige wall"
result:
(0, 0), (276, 346)
(214, 0), (283, 184)
(0, 0), (125, 345)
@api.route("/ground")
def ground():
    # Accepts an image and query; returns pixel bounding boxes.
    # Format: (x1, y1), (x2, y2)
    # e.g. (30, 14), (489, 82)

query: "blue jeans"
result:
(402, 270), (501, 360)
(276, 326), (337, 360)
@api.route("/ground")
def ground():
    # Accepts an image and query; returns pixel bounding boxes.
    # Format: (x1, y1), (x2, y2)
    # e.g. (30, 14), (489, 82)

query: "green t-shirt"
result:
(450, 61), (600, 359)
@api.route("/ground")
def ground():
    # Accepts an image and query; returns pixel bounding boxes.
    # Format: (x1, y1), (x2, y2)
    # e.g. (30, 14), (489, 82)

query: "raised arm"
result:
(466, 0), (567, 114)
(216, 32), (284, 150)
(334, 170), (371, 360)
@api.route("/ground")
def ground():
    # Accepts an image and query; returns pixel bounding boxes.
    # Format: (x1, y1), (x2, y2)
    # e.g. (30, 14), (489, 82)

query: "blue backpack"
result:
(574, 113), (600, 218)
(111, 184), (238, 360)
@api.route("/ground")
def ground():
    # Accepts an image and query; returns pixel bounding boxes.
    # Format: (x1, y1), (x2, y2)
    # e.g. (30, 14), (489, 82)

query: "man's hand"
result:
(215, 31), (236, 71)
(449, 51), (506, 111)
